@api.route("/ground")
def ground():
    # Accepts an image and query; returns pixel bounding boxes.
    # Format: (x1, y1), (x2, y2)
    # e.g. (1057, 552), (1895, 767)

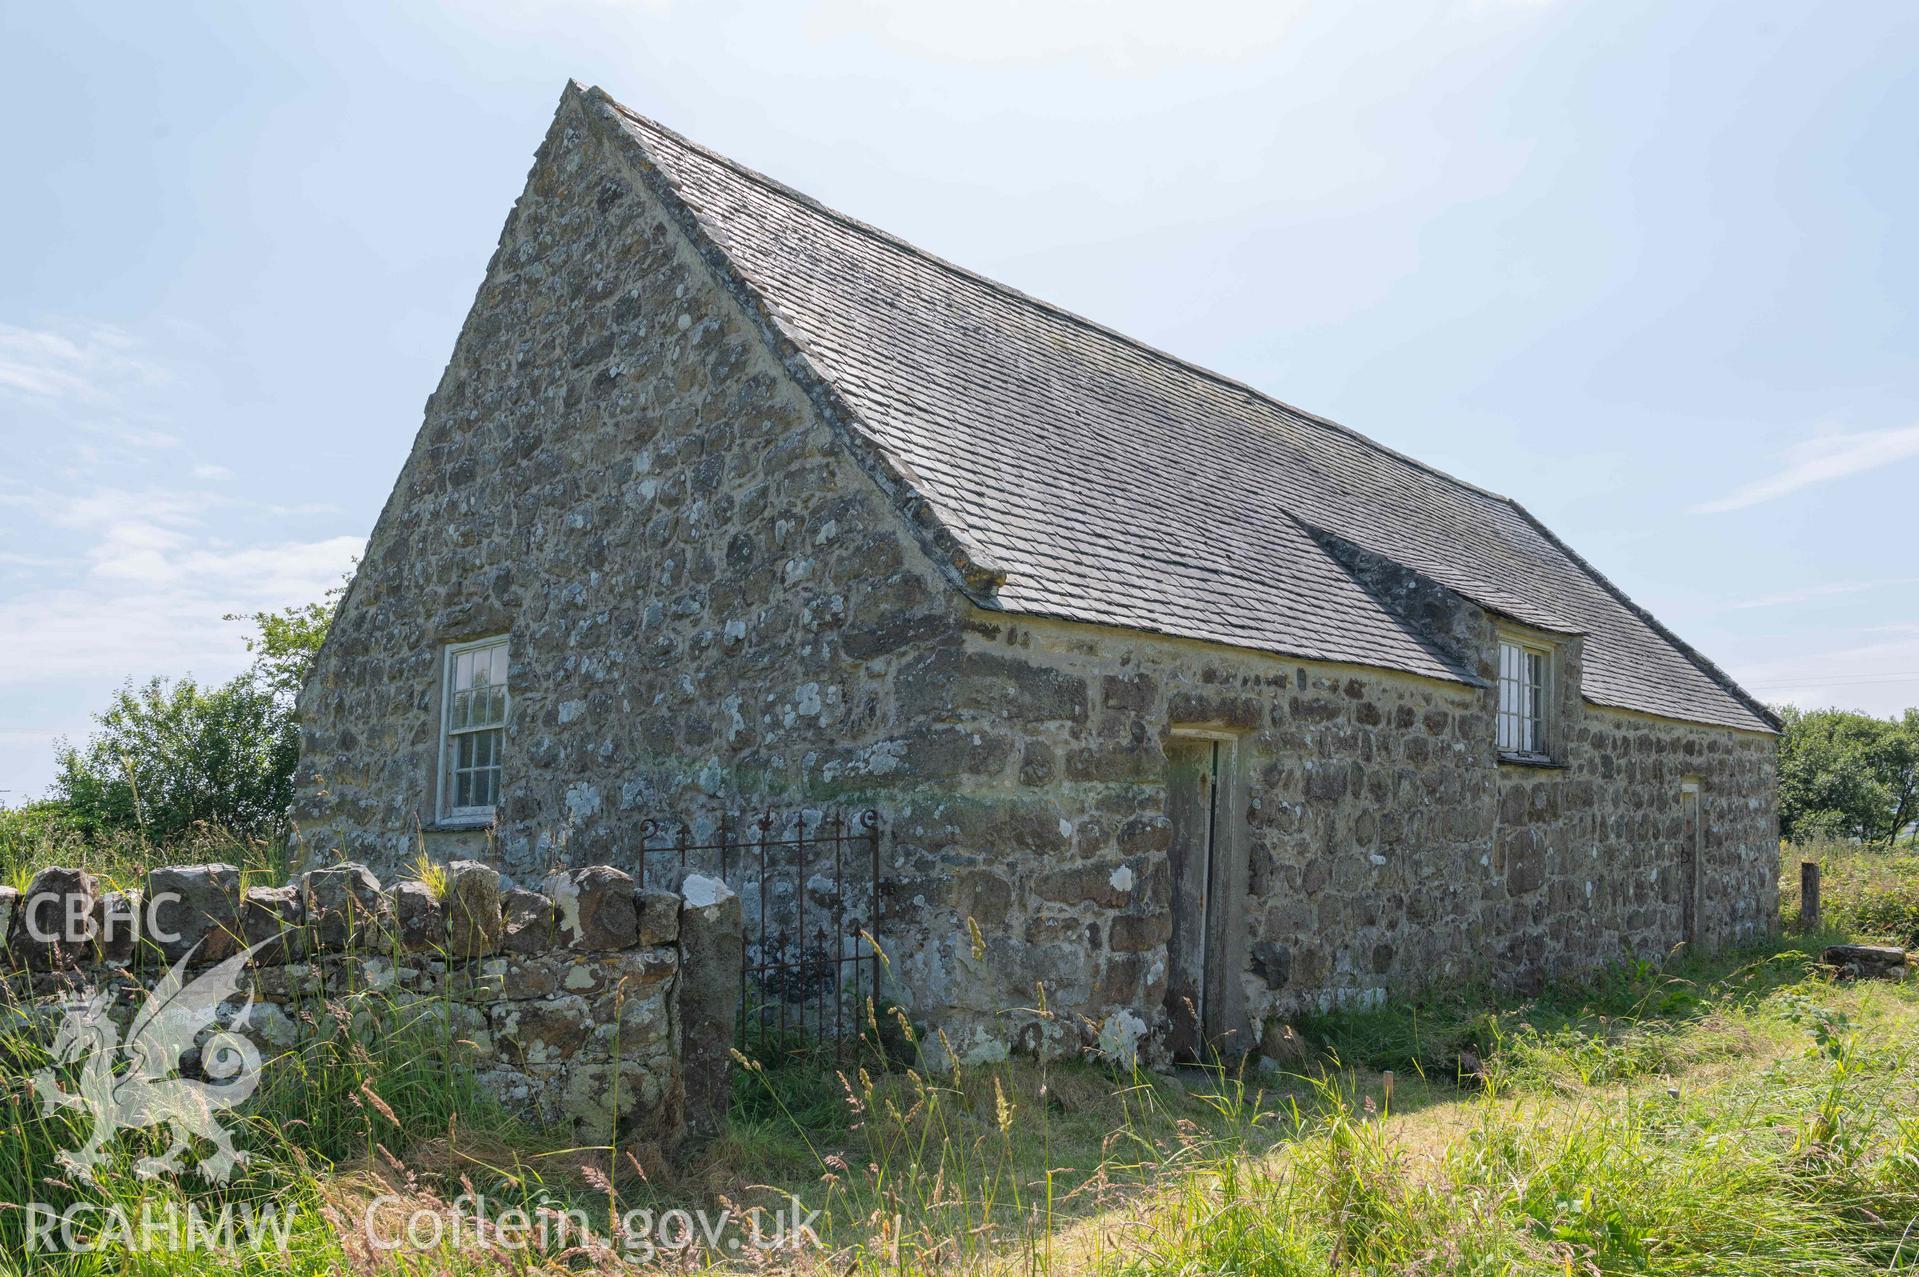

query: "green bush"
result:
(33, 591), (340, 851)
(53, 674), (299, 844)
(0, 799), (79, 866)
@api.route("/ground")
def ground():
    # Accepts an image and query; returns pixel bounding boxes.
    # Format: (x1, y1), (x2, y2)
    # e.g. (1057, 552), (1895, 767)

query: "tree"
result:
(228, 590), (339, 704)
(1777, 705), (1919, 845)
(54, 675), (299, 842)
(52, 580), (346, 845)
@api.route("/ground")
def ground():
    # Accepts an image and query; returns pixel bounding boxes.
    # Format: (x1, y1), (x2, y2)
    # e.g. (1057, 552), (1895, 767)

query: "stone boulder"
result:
(445, 861), (504, 959)
(1251, 940), (1292, 990)
(1258, 1019), (1309, 1069)
(635, 888), (680, 946)
(97, 889), (142, 965)
(145, 864), (243, 965)
(501, 888), (559, 955)
(678, 874), (743, 1140)
(242, 884), (305, 963)
(391, 881), (446, 952)
(15, 867), (98, 969)
(546, 866), (638, 950)
(1824, 944), (1911, 980)
(302, 864), (387, 951)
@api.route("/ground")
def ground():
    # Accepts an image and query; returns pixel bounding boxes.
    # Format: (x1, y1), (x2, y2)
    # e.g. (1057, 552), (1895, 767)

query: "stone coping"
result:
(0, 860), (687, 972)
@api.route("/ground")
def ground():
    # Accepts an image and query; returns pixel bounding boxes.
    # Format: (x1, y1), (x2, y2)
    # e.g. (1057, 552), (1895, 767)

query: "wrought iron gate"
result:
(634, 809), (882, 1057)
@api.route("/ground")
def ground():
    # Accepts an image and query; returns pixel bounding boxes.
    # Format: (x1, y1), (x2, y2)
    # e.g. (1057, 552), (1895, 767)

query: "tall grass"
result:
(1785, 838), (1919, 946)
(717, 919), (1919, 1275)
(0, 912), (611, 1275)
(1109, 969), (1919, 1276)
(0, 820), (289, 896)
(0, 824), (1913, 1274)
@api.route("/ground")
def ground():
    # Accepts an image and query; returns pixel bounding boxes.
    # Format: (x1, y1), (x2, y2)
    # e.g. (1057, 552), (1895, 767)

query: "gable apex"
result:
(568, 83), (1012, 604)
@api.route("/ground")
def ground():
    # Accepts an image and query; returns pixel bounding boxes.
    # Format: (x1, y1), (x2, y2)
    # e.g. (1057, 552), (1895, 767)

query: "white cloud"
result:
(263, 501), (343, 517)
(108, 426), (181, 449)
(1730, 576), (1919, 610)
(0, 322), (170, 405)
(4, 485), (207, 585)
(1693, 423), (1919, 514)
(0, 481), (361, 690)
(0, 322), (353, 796)
(176, 536), (365, 598)
(0, 536), (363, 691)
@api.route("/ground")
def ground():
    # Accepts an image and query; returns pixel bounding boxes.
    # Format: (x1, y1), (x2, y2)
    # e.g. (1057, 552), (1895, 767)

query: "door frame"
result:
(1164, 728), (1251, 1062)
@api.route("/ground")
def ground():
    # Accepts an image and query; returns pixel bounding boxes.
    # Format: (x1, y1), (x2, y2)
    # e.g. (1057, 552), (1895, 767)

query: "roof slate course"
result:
(591, 88), (1775, 735)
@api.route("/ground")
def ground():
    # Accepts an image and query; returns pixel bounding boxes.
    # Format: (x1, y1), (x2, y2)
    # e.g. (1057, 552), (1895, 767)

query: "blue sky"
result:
(2, 0), (1915, 800)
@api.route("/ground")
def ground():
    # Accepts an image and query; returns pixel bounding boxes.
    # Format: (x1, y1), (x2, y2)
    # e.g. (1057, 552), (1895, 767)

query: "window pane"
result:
(1497, 642), (1521, 752)
(1497, 641), (1549, 754)
(1527, 652), (1545, 752)
(443, 641), (507, 815)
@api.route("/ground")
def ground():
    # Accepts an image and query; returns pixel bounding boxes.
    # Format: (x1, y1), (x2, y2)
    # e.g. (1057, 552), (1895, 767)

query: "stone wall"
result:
(0, 860), (743, 1145)
(873, 613), (1778, 1064)
(290, 84), (1780, 1071)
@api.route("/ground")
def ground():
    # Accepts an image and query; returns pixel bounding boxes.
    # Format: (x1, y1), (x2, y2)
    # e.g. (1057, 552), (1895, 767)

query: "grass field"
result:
(0, 836), (1911, 1274)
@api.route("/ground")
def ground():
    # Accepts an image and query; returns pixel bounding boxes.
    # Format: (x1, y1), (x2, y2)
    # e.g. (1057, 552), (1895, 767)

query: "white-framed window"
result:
(438, 636), (509, 821)
(1496, 638), (1551, 758)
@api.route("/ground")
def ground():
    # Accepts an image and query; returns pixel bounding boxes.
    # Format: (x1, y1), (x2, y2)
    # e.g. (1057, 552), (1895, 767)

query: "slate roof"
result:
(591, 88), (1776, 735)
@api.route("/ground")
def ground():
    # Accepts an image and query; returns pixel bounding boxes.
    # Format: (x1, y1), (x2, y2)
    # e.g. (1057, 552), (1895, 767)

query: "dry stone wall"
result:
(0, 860), (743, 1146)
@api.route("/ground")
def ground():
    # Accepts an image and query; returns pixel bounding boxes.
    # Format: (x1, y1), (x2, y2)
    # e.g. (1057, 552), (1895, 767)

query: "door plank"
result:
(1164, 738), (1213, 1061)
(1201, 741), (1250, 1057)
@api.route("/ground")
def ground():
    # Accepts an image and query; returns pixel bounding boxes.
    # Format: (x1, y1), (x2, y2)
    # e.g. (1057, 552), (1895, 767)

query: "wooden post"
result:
(1799, 861), (1820, 932)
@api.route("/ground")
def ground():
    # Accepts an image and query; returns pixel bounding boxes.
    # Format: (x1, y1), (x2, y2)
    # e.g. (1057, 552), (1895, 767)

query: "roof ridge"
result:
(596, 89), (1514, 508)
(1501, 498), (1781, 732)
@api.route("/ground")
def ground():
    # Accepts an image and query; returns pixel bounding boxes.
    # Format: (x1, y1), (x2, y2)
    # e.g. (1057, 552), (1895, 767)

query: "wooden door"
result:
(1164, 736), (1248, 1062)
(1680, 782), (1702, 947)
